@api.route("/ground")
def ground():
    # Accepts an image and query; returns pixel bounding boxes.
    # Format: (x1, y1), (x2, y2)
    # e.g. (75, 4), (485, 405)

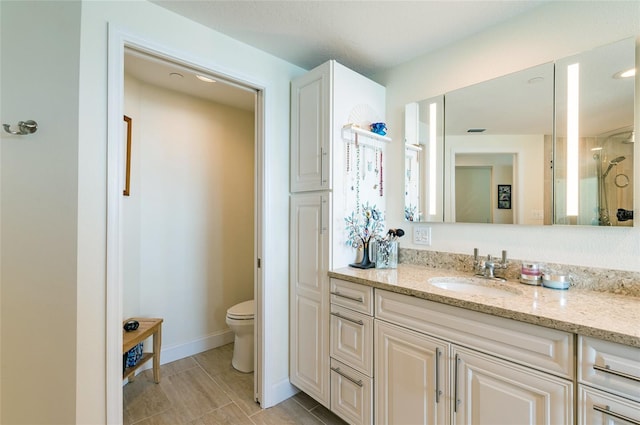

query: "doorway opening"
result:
(107, 34), (265, 423)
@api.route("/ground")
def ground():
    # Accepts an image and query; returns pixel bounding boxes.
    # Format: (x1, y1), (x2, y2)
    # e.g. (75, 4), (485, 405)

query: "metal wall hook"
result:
(3, 120), (38, 135)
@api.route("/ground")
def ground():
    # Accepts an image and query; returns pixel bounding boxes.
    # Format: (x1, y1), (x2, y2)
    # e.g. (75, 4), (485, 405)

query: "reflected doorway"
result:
(455, 166), (492, 223)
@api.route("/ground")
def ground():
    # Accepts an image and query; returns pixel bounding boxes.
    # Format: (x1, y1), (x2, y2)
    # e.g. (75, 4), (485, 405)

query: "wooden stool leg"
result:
(153, 326), (162, 383)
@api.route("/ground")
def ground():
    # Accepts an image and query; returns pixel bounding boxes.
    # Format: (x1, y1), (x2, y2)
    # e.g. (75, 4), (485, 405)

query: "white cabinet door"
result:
(453, 346), (573, 425)
(290, 193), (330, 406)
(291, 61), (331, 192)
(375, 321), (449, 425)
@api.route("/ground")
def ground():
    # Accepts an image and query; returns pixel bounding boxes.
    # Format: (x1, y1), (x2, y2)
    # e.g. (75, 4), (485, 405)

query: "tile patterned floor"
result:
(123, 343), (348, 425)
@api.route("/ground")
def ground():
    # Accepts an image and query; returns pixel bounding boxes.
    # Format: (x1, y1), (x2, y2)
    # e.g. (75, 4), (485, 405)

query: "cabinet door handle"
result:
(320, 147), (327, 184)
(330, 291), (364, 303)
(435, 348), (442, 404)
(593, 404), (640, 425)
(331, 366), (363, 387)
(454, 354), (461, 413)
(330, 311), (364, 326)
(593, 364), (640, 383)
(320, 195), (327, 234)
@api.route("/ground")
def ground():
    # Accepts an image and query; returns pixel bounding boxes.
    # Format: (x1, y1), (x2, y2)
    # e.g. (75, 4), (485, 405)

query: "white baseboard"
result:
(160, 329), (235, 364)
(126, 329), (235, 380)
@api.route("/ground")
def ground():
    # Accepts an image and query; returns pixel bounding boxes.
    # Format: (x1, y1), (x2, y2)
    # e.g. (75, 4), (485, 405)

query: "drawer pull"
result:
(330, 291), (364, 303)
(454, 354), (461, 413)
(593, 364), (640, 383)
(435, 348), (442, 404)
(593, 404), (640, 425)
(331, 311), (364, 325)
(331, 366), (363, 387)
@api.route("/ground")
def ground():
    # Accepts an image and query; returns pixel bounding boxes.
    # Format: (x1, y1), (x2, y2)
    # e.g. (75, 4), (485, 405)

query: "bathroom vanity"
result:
(327, 265), (640, 425)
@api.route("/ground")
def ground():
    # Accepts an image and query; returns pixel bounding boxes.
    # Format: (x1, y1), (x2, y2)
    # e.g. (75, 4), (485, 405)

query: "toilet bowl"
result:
(226, 299), (255, 373)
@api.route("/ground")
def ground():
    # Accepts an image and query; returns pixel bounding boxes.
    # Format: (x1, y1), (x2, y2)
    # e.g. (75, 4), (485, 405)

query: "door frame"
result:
(106, 24), (266, 423)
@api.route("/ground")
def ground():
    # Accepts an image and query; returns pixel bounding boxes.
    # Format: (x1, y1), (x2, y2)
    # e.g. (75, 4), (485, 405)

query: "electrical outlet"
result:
(413, 226), (431, 246)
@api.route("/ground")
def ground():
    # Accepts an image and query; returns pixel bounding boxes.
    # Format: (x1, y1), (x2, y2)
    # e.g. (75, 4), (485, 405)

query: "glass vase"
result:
(375, 240), (398, 269)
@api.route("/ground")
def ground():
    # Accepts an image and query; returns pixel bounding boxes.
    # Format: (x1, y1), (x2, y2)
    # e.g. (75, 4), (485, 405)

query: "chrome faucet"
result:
(473, 249), (508, 281)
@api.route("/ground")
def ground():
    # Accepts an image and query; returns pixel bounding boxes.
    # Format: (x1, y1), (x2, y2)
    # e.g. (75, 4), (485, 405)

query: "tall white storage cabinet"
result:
(290, 60), (386, 407)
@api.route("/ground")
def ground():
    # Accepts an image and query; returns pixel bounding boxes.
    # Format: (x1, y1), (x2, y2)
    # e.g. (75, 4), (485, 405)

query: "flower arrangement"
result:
(404, 204), (421, 222)
(345, 203), (384, 269)
(345, 203), (385, 249)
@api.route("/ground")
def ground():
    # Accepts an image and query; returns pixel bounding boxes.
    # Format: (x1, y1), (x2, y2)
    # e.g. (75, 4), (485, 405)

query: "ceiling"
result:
(149, 0), (548, 77)
(126, 1), (548, 109)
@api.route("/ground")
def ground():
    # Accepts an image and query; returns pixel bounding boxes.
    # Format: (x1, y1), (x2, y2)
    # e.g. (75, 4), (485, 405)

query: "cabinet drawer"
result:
(330, 304), (373, 376)
(579, 385), (640, 425)
(330, 278), (373, 315)
(330, 359), (373, 425)
(579, 336), (640, 403)
(375, 289), (573, 379)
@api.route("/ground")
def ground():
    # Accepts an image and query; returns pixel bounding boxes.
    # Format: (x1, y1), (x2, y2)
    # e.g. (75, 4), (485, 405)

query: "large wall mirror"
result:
(404, 95), (444, 222)
(554, 38), (635, 226)
(405, 37), (635, 226)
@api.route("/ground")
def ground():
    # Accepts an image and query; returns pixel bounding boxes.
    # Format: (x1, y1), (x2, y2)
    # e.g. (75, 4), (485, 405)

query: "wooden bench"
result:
(122, 317), (163, 383)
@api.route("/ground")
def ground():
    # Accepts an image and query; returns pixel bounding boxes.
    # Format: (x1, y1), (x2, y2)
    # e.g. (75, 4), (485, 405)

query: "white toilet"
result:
(225, 299), (255, 373)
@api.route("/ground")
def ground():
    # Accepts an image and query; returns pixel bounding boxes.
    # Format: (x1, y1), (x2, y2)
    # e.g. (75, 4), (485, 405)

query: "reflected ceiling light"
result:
(613, 68), (636, 79)
(428, 102), (437, 216)
(566, 63), (580, 217)
(196, 75), (216, 83)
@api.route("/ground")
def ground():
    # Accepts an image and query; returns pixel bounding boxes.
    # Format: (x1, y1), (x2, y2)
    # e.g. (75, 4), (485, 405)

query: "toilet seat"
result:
(227, 300), (254, 320)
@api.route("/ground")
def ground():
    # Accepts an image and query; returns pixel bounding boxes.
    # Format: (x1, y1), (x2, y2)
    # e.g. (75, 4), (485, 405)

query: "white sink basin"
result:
(428, 277), (520, 297)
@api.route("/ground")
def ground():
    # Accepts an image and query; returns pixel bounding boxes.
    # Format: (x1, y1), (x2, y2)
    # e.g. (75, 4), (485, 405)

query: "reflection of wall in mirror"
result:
(456, 156), (513, 224)
(404, 147), (421, 221)
(445, 134), (545, 225)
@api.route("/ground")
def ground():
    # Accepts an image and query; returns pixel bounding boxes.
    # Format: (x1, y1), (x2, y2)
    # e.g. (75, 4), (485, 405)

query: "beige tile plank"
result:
(309, 405), (349, 425)
(129, 407), (185, 425)
(160, 367), (232, 422)
(250, 398), (324, 425)
(124, 375), (172, 423)
(210, 367), (261, 417)
(292, 391), (320, 411)
(193, 343), (235, 377)
(188, 403), (256, 425)
(142, 356), (199, 381)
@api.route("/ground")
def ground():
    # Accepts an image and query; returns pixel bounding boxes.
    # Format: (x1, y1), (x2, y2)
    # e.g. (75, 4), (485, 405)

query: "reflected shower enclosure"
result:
(554, 38), (635, 226)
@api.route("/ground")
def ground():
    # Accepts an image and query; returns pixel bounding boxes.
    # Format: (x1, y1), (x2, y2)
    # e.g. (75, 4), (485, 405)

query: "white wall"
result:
(123, 75), (254, 352)
(75, 1), (304, 421)
(0, 2), (80, 424)
(0, 0), (305, 423)
(331, 62), (387, 268)
(375, 1), (640, 271)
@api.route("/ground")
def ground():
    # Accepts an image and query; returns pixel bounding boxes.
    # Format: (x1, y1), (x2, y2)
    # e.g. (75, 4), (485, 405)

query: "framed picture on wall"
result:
(497, 184), (511, 209)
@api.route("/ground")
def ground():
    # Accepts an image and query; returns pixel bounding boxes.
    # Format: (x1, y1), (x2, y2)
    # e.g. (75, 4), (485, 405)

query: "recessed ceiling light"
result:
(467, 128), (486, 133)
(169, 72), (184, 79)
(613, 68), (636, 79)
(196, 75), (216, 83)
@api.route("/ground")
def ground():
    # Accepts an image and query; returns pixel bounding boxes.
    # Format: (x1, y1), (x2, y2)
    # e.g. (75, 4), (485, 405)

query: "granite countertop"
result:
(329, 264), (640, 348)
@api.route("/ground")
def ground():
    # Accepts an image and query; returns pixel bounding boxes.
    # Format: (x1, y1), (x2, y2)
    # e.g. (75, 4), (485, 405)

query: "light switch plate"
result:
(413, 226), (431, 246)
